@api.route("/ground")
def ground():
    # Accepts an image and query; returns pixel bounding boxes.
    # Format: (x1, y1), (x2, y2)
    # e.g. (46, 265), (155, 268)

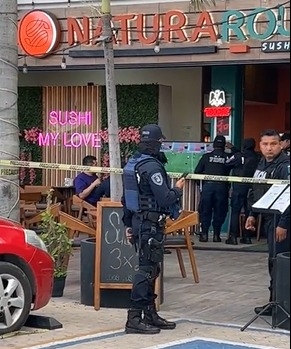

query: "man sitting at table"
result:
(73, 155), (110, 206)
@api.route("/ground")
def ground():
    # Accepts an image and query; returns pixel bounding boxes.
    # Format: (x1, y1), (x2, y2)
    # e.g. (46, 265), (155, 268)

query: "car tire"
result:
(0, 261), (32, 335)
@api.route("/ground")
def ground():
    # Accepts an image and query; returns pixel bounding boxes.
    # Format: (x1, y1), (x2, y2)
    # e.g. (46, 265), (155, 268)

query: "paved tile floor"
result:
(1, 245), (289, 349)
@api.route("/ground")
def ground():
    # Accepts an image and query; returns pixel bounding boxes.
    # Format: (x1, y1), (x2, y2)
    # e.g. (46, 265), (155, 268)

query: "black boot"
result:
(144, 305), (176, 330)
(125, 309), (160, 334)
(225, 235), (238, 245)
(240, 230), (252, 244)
(240, 237), (252, 244)
(199, 229), (208, 242)
(213, 235), (221, 242)
(199, 233), (208, 242)
(213, 228), (221, 242)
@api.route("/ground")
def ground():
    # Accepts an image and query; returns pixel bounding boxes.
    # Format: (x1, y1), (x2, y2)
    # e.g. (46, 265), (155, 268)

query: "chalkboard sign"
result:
(99, 205), (138, 284)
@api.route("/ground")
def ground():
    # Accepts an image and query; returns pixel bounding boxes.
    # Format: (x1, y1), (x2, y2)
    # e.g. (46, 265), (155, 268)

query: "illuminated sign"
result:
(209, 90), (226, 107)
(261, 40), (290, 53)
(18, 5), (290, 56)
(66, 6), (289, 46)
(18, 10), (61, 58)
(38, 111), (101, 148)
(204, 90), (231, 118)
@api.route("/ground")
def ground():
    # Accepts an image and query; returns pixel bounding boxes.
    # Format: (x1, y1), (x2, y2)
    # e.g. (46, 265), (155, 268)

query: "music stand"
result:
(241, 184), (290, 331)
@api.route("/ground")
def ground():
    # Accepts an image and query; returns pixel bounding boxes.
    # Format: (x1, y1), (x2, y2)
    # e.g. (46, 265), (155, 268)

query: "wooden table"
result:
(53, 186), (75, 214)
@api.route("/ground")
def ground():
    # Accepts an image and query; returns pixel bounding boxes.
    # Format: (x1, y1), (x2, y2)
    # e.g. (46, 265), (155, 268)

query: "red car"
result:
(0, 217), (54, 335)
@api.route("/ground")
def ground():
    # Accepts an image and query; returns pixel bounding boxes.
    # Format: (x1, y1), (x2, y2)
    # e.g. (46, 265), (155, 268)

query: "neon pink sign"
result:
(38, 111), (101, 148)
(49, 111), (92, 126)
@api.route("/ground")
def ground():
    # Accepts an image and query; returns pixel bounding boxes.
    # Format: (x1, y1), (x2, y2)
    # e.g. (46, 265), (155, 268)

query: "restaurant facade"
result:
(17, 0), (290, 185)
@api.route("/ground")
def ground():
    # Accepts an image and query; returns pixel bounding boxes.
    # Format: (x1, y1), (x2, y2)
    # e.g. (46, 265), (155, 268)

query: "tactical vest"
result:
(123, 154), (182, 219)
(123, 154), (158, 213)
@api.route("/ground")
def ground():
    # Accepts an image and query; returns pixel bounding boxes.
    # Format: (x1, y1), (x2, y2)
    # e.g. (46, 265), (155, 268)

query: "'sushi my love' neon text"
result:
(38, 111), (101, 148)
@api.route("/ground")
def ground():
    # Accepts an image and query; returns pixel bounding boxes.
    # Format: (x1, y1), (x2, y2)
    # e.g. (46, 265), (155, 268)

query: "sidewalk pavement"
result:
(1, 249), (289, 349)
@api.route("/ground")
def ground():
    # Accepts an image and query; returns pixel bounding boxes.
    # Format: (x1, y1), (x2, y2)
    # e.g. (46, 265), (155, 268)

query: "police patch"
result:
(151, 172), (163, 186)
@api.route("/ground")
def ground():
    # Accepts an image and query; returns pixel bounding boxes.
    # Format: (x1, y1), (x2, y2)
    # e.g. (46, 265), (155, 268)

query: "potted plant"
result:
(40, 189), (73, 297)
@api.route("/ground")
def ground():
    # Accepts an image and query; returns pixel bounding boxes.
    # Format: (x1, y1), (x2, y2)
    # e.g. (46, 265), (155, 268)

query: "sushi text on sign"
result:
(38, 111), (101, 148)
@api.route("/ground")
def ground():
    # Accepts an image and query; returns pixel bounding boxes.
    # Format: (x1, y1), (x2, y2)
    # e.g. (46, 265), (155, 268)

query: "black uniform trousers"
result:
(131, 216), (164, 310)
(263, 218), (290, 301)
(229, 184), (250, 238)
(199, 182), (229, 235)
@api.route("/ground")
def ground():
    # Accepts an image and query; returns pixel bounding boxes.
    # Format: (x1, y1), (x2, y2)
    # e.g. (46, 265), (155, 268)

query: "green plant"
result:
(40, 190), (72, 278)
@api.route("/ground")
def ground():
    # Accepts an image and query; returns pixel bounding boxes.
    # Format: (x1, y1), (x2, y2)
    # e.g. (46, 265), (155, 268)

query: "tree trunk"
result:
(101, 0), (123, 202)
(0, 0), (20, 221)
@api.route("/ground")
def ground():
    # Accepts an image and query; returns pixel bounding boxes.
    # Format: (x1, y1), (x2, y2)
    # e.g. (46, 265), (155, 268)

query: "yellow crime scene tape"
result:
(0, 159), (289, 185)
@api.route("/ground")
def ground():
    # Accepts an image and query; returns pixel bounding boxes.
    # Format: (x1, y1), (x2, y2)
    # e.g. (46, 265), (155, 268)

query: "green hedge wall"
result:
(101, 84), (159, 128)
(19, 84), (159, 131)
(18, 87), (42, 130)
(18, 87), (43, 184)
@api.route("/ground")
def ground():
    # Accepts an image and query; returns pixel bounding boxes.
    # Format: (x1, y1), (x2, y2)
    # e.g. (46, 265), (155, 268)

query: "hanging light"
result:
(216, 34), (223, 46)
(61, 52), (67, 69)
(23, 56), (28, 74)
(153, 40), (160, 54)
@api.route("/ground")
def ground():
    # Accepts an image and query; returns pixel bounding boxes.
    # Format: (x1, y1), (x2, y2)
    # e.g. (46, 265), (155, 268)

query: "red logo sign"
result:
(204, 106), (231, 118)
(18, 10), (61, 58)
(204, 89), (231, 118)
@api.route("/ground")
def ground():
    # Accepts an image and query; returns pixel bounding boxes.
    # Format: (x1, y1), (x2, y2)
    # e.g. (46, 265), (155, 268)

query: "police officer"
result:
(194, 135), (231, 242)
(225, 138), (260, 245)
(122, 124), (185, 335)
(280, 132), (290, 156)
(245, 129), (290, 316)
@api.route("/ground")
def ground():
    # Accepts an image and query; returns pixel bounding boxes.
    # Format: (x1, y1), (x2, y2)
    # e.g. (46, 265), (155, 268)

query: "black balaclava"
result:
(138, 140), (161, 157)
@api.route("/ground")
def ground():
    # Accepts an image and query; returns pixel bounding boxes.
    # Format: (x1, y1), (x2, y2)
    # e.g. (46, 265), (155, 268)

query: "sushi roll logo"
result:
(18, 10), (61, 58)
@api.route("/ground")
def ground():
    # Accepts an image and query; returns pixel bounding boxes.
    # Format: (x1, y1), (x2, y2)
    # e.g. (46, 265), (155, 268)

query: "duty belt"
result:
(138, 211), (166, 223)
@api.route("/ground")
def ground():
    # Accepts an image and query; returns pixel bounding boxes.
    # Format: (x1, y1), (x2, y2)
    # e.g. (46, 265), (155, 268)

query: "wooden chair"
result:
(20, 201), (37, 227)
(24, 202), (62, 229)
(239, 213), (262, 241)
(20, 192), (42, 220)
(72, 195), (96, 228)
(101, 197), (110, 202)
(59, 211), (96, 240)
(165, 210), (200, 283)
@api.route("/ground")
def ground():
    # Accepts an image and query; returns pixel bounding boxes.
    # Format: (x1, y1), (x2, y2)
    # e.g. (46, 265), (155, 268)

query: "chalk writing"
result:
(100, 207), (139, 284)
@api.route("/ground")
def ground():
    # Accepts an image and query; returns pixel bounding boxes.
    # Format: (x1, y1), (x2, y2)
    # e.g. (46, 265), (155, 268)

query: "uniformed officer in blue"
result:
(194, 135), (231, 242)
(225, 138), (260, 245)
(122, 124), (185, 335)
